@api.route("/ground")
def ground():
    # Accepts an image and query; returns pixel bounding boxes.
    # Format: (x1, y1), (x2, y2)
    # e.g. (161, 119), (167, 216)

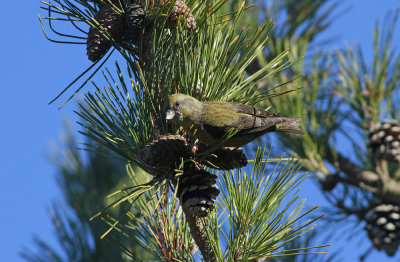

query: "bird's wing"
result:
(201, 102), (286, 139)
(200, 102), (239, 139)
(233, 103), (281, 118)
(233, 103), (304, 135)
(232, 102), (289, 134)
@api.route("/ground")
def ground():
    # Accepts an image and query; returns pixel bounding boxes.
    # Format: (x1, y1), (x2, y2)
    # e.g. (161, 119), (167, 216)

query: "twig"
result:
(326, 149), (400, 204)
(379, 180), (400, 204)
(325, 150), (379, 186)
(359, 245), (374, 262)
(183, 207), (217, 262)
(332, 174), (378, 194)
(335, 200), (371, 220)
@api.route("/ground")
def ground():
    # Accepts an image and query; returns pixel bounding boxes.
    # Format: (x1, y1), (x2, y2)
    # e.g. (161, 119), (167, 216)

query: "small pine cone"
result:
(168, 0), (197, 30)
(365, 203), (400, 256)
(194, 143), (247, 170)
(125, 4), (145, 32)
(138, 134), (189, 169)
(86, 7), (126, 62)
(368, 119), (400, 162)
(124, 3), (153, 67)
(177, 167), (220, 217)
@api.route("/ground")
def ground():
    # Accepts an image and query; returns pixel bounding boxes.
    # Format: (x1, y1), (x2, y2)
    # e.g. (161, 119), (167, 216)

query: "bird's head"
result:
(166, 93), (202, 122)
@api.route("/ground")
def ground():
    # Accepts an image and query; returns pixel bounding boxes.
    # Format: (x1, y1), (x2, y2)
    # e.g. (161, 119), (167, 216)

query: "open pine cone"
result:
(138, 134), (189, 169)
(86, 7), (126, 62)
(365, 203), (400, 256)
(368, 119), (400, 162)
(168, 0), (197, 30)
(176, 164), (220, 217)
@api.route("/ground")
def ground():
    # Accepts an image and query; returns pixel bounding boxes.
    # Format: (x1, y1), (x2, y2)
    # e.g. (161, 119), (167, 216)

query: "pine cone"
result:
(368, 119), (400, 162)
(176, 165), (220, 217)
(194, 143), (247, 170)
(168, 0), (197, 30)
(86, 7), (126, 62)
(124, 3), (154, 67)
(125, 3), (145, 32)
(138, 134), (189, 169)
(365, 204), (400, 256)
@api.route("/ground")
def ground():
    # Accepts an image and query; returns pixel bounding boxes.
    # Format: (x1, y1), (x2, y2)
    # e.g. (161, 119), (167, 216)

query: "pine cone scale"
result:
(168, 0), (197, 30)
(368, 119), (400, 162)
(366, 203), (400, 256)
(176, 164), (220, 217)
(138, 134), (189, 169)
(86, 7), (126, 62)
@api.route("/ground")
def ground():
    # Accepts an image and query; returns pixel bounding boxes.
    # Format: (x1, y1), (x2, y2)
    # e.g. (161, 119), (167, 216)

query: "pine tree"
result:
(239, 0), (400, 259)
(26, 0), (333, 261)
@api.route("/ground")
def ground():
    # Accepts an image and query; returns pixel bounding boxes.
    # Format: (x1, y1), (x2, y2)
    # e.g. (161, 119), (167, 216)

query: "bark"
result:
(325, 149), (400, 204)
(183, 207), (218, 262)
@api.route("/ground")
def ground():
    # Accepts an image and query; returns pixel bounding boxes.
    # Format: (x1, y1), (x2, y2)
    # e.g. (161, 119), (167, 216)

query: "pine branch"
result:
(184, 208), (218, 262)
(35, 0), (331, 260)
(325, 142), (400, 205)
(324, 150), (379, 187)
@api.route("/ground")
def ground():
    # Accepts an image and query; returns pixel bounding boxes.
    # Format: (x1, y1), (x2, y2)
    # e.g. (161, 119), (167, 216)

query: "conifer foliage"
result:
(238, 0), (400, 259)
(33, 0), (327, 261)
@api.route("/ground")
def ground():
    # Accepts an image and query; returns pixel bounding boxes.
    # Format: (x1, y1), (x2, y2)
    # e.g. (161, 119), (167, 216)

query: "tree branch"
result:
(393, 165), (400, 180)
(325, 150), (379, 186)
(332, 175), (378, 194)
(379, 181), (400, 204)
(183, 207), (218, 262)
(325, 149), (400, 204)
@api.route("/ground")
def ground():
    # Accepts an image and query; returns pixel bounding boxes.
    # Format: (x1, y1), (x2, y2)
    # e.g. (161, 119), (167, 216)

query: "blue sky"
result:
(1, 1), (399, 261)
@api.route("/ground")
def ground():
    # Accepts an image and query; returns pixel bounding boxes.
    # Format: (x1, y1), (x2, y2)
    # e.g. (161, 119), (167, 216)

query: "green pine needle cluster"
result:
(101, 149), (326, 261)
(33, 0), (330, 261)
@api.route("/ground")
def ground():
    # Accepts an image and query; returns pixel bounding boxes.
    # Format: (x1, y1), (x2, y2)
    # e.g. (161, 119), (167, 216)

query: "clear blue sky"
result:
(1, 1), (399, 261)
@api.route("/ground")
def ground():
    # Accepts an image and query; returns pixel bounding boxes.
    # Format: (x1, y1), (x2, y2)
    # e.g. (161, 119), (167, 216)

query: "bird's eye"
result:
(174, 102), (180, 107)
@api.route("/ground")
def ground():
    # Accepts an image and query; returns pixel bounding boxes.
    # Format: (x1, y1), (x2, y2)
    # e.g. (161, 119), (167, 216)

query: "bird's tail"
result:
(276, 117), (305, 135)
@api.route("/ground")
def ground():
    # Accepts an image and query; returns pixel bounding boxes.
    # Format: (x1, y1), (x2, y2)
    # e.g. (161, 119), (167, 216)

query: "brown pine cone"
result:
(176, 165), (220, 217)
(168, 0), (197, 30)
(194, 143), (248, 170)
(124, 2), (152, 67)
(138, 134), (189, 169)
(86, 7), (126, 62)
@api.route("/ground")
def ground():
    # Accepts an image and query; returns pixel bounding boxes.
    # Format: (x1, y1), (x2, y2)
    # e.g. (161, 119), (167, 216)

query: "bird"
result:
(166, 93), (304, 147)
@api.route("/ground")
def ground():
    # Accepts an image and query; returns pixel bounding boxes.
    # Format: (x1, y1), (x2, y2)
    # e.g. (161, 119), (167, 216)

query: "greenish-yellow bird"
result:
(166, 93), (304, 147)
